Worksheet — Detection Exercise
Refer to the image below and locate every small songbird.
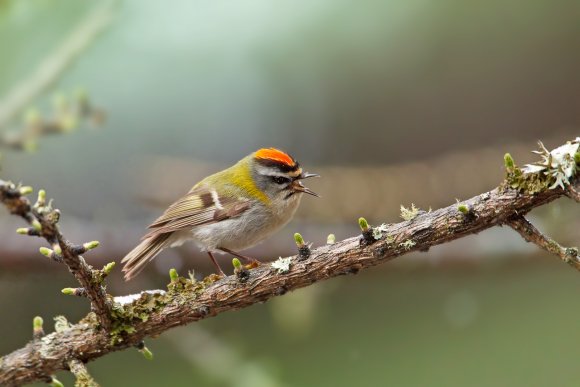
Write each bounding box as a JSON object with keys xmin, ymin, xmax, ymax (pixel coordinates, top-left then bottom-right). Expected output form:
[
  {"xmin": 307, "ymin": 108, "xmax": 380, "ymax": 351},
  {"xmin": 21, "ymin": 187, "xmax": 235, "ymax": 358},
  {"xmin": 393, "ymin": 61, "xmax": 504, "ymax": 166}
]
[{"xmin": 121, "ymin": 148, "xmax": 319, "ymax": 280}]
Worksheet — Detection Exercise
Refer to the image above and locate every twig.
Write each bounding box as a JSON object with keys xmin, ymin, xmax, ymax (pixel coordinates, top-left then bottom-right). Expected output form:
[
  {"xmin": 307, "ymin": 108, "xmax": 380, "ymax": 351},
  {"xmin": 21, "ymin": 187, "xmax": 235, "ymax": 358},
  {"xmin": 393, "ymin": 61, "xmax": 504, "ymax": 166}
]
[
  {"xmin": 0, "ymin": 181, "xmax": 112, "ymax": 329},
  {"xmin": 507, "ymin": 215, "xmax": 580, "ymax": 270},
  {"xmin": 565, "ymin": 184, "xmax": 580, "ymax": 203},
  {"xmin": 0, "ymin": 0, "xmax": 116, "ymax": 129},
  {"xmin": 68, "ymin": 359, "xmax": 100, "ymax": 387}
]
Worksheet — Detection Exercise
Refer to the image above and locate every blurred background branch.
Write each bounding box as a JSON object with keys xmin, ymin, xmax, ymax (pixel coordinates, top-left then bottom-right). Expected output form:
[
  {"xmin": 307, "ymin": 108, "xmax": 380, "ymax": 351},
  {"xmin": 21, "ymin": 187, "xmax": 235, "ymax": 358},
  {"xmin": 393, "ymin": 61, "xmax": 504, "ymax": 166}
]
[{"xmin": 0, "ymin": 0, "xmax": 115, "ymax": 129}]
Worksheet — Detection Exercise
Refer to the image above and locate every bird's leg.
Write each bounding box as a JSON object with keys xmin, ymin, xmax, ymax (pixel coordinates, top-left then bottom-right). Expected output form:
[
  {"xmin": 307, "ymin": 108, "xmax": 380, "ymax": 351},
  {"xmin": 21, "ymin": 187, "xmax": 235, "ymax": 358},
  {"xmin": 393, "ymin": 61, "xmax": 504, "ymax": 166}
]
[
  {"xmin": 207, "ymin": 251, "xmax": 226, "ymax": 277},
  {"xmin": 218, "ymin": 247, "xmax": 261, "ymax": 267}
]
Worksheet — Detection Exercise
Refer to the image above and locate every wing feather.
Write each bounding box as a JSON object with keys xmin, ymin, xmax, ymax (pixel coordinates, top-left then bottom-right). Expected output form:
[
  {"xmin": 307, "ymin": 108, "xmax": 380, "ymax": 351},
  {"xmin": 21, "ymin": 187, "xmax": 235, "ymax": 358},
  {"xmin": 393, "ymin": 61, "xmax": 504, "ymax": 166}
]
[{"xmin": 143, "ymin": 186, "xmax": 250, "ymax": 239}]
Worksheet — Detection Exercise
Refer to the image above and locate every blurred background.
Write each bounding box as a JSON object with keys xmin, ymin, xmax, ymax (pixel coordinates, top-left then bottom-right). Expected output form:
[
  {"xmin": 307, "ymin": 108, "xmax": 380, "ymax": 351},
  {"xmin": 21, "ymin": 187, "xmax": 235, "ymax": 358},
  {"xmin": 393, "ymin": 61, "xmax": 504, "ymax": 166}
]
[{"xmin": 1, "ymin": 0, "xmax": 580, "ymax": 385}]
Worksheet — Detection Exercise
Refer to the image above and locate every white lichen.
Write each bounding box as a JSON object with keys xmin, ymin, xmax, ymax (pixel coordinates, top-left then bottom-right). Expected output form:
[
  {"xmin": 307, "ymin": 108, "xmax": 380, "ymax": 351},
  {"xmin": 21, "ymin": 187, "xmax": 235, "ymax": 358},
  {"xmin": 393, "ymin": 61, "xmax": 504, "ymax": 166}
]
[
  {"xmin": 53, "ymin": 315, "xmax": 71, "ymax": 333},
  {"xmin": 523, "ymin": 138, "xmax": 580, "ymax": 190},
  {"xmin": 372, "ymin": 223, "xmax": 389, "ymax": 239},
  {"xmin": 271, "ymin": 257, "xmax": 292, "ymax": 274},
  {"xmin": 114, "ymin": 290, "xmax": 166, "ymax": 305},
  {"xmin": 400, "ymin": 240, "xmax": 416, "ymax": 251},
  {"xmin": 400, "ymin": 204, "xmax": 419, "ymax": 221}
]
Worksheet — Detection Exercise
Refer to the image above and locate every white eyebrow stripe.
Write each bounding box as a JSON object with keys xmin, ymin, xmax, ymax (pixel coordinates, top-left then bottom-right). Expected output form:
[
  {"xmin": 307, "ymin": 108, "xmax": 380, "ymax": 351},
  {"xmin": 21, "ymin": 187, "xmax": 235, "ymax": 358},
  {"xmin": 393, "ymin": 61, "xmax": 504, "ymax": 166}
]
[
  {"xmin": 255, "ymin": 165, "xmax": 289, "ymax": 177},
  {"xmin": 211, "ymin": 189, "xmax": 224, "ymax": 209}
]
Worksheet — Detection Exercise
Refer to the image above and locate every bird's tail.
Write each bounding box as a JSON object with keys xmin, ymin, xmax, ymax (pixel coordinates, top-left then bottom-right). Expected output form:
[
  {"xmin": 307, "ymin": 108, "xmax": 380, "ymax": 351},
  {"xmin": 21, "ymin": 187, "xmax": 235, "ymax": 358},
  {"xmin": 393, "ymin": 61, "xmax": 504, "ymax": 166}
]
[{"xmin": 121, "ymin": 233, "xmax": 172, "ymax": 281}]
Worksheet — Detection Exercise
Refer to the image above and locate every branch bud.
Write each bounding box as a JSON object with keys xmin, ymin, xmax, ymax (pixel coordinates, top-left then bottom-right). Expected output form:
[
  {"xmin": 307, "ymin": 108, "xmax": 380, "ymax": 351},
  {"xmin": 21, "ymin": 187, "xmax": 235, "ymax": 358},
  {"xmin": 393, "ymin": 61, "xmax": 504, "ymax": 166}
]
[
  {"xmin": 52, "ymin": 243, "xmax": 62, "ymax": 255},
  {"xmin": 61, "ymin": 288, "xmax": 75, "ymax": 296},
  {"xmin": 61, "ymin": 287, "xmax": 87, "ymax": 297},
  {"xmin": 103, "ymin": 261, "xmax": 116, "ymax": 276},
  {"xmin": 16, "ymin": 227, "xmax": 29, "ymax": 235},
  {"xmin": 39, "ymin": 247, "xmax": 53, "ymax": 258},
  {"xmin": 169, "ymin": 268, "xmax": 178, "ymax": 283},
  {"xmin": 575, "ymin": 152, "xmax": 580, "ymax": 165},
  {"xmin": 293, "ymin": 233, "xmax": 311, "ymax": 261},
  {"xmin": 294, "ymin": 232, "xmax": 305, "ymax": 247},
  {"xmin": 31, "ymin": 219, "xmax": 42, "ymax": 231},
  {"xmin": 19, "ymin": 186, "xmax": 33, "ymax": 196},
  {"xmin": 83, "ymin": 240, "xmax": 100, "ymax": 251},
  {"xmin": 232, "ymin": 258, "xmax": 249, "ymax": 281},
  {"xmin": 504, "ymin": 153, "xmax": 515, "ymax": 171},
  {"xmin": 33, "ymin": 316, "xmax": 44, "ymax": 339},
  {"xmin": 36, "ymin": 189, "xmax": 46, "ymax": 207},
  {"xmin": 137, "ymin": 342, "xmax": 153, "ymax": 360},
  {"xmin": 49, "ymin": 377, "xmax": 64, "ymax": 387},
  {"xmin": 358, "ymin": 217, "xmax": 369, "ymax": 232},
  {"xmin": 358, "ymin": 217, "xmax": 375, "ymax": 245},
  {"xmin": 33, "ymin": 316, "xmax": 43, "ymax": 329},
  {"xmin": 327, "ymin": 234, "xmax": 336, "ymax": 244}
]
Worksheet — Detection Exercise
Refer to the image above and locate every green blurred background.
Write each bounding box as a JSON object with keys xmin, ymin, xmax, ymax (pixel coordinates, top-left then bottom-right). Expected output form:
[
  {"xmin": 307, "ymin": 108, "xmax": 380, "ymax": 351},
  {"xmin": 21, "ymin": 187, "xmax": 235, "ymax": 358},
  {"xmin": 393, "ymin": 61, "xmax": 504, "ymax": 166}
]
[{"xmin": 1, "ymin": 0, "xmax": 580, "ymax": 386}]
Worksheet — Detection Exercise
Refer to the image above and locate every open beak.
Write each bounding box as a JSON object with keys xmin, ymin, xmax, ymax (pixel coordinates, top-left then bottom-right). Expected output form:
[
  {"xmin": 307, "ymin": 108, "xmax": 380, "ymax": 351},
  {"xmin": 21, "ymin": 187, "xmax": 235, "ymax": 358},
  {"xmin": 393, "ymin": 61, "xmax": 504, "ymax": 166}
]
[
  {"xmin": 293, "ymin": 172, "xmax": 320, "ymax": 197},
  {"xmin": 299, "ymin": 172, "xmax": 320, "ymax": 180}
]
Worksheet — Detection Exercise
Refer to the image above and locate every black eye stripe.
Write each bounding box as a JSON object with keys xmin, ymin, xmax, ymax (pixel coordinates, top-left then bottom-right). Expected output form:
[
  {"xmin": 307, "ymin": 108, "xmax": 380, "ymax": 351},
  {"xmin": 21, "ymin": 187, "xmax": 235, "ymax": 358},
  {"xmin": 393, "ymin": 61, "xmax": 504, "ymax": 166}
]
[{"xmin": 272, "ymin": 176, "xmax": 291, "ymax": 185}]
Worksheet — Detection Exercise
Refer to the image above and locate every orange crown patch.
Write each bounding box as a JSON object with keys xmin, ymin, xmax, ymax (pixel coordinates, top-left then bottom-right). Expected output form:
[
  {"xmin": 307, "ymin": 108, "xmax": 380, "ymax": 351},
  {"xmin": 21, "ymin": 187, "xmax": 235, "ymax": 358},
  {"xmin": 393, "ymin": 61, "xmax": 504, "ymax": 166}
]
[{"xmin": 255, "ymin": 148, "xmax": 296, "ymax": 167}]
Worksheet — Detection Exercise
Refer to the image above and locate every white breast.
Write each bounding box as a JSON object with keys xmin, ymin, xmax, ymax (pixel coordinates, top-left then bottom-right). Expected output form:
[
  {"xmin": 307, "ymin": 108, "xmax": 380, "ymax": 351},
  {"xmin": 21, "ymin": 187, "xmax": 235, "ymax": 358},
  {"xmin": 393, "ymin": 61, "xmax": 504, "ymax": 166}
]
[{"xmin": 191, "ymin": 194, "xmax": 302, "ymax": 252}]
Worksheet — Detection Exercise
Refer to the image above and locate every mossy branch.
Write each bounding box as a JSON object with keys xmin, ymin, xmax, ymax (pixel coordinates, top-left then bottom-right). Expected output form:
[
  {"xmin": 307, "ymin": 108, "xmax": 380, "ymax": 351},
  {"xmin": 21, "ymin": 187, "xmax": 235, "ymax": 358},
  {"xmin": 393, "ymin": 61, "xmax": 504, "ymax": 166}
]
[{"xmin": 1, "ymin": 138, "xmax": 579, "ymax": 386}]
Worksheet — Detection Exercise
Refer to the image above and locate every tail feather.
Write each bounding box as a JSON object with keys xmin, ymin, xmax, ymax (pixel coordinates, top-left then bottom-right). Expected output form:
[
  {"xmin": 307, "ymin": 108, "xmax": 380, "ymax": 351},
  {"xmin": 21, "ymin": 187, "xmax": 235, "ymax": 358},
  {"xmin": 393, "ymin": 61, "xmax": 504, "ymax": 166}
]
[{"xmin": 121, "ymin": 233, "xmax": 172, "ymax": 281}]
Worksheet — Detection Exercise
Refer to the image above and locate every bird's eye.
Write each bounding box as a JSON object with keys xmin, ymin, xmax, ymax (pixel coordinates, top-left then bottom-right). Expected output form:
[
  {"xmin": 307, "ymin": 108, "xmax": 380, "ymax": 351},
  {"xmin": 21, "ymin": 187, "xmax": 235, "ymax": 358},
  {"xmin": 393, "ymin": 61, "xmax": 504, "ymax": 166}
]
[{"xmin": 272, "ymin": 176, "xmax": 290, "ymax": 185}]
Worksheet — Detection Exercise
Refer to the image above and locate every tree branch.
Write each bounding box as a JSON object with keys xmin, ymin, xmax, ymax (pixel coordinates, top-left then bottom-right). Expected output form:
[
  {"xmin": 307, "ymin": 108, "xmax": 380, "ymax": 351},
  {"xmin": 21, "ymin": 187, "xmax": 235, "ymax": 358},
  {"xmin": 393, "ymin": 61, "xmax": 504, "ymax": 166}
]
[
  {"xmin": 0, "ymin": 0, "xmax": 116, "ymax": 129},
  {"xmin": 68, "ymin": 359, "xmax": 100, "ymax": 387},
  {"xmin": 507, "ymin": 215, "xmax": 580, "ymax": 270},
  {"xmin": 0, "ymin": 139, "xmax": 579, "ymax": 386},
  {"xmin": 565, "ymin": 184, "xmax": 580, "ymax": 203},
  {"xmin": 0, "ymin": 181, "xmax": 113, "ymax": 329}
]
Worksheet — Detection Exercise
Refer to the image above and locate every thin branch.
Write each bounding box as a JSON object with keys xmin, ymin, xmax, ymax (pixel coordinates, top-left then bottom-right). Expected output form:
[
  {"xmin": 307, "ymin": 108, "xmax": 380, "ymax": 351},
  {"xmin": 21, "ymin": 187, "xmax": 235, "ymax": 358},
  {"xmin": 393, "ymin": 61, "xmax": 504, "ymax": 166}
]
[
  {"xmin": 68, "ymin": 359, "xmax": 100, "ymax": 387},
  {"xmin": 1, "ymin": 176, "xmax": 578, "ymax": 385},
  {"xmin": 506, "ymin": 215, "xmax": 580, "ymax": 270},
  {"xmin": 0, "ymin": 0, "xmax": 116, "ymax": 129},
  {"xmin": 566, "ymin": 184, "xmax": 580, "ymax": 203},
  {"xmin": 0, "ymin": 181, "xmax": 112, "ymax": 329}
]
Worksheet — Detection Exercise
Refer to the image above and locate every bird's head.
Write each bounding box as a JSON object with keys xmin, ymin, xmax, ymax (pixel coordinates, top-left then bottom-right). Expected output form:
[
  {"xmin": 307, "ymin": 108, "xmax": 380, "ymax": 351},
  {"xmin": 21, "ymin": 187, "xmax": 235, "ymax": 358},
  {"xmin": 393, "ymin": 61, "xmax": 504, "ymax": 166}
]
[{"xmin": 250, "ymin": 148, "xmax": 319, "ymax": 203}]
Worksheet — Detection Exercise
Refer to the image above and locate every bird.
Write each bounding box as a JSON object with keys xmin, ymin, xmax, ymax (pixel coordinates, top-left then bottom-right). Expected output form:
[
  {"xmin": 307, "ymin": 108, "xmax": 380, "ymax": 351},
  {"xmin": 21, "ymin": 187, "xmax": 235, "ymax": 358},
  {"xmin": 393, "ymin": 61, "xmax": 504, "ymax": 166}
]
[{"xmin": 121, "ymin": 148, "xmax": 319, "ymax": 280}]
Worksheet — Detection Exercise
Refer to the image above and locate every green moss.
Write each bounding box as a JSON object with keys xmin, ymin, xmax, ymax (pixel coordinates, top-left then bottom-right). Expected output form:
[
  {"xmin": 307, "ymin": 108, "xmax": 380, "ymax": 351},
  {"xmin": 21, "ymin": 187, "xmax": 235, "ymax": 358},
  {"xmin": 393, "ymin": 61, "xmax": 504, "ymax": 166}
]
[
  {"xmin": 108, "ymin": 278, "xmax": 211, "ymax": 345},
  {"xmin": 457, "ymin": 204, "xmax": 469, "ymax": 215},
  {"xmin": 503, "ymin": 166, "xmax": 552, "ymax": 194},
  {"xmin": 565, "ymin": 247, "xmax": 578, "ymax": 259},
  {"xmin": 109, "ymin": 292, "xmax": 169, "ymax": 345},
  {"xmin": 546, "ymin": 239, "xmax": 561, "ymax": 254}
]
